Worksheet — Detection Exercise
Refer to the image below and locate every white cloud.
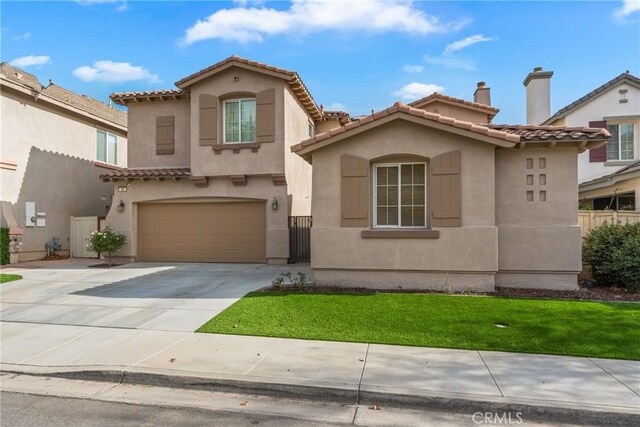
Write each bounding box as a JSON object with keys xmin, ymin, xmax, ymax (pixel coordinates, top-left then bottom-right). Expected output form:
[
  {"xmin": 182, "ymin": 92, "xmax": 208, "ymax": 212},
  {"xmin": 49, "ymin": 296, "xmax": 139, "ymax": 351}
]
[
  {"xmin": 11, "ymin": 32, "xmax": 31, "ymax": 41},
  {"xmin": 325, "ymin": 102, "xmax": 347, "ymax": 111},
  {"xmin": 393, "ymin": 82, "xmax": 445, "ymax": 100},
  {"xmin": 72, "ymin": 61, "xmax": 160, "ymax": 84},
  {"xmin": 614, "ymin": 0, "xmax": 640, "ymax": 19},
  {"xmin": 10, "ymin": 55, "xmax": 51, "ymax": 68},
  {"xmin": 183, "ymin": 0, "xmax": 467, "ymax": 44},
  {"xmin": 423, "ymin": 54, "xmax": 476, "ymax": 71},
  {"xmin": 403, "ymin": 64, "xmax": 424, "ymax": 73},
  {"xmin": 443, "ymin": 34, "xmax": 493, "ymax": 55}
]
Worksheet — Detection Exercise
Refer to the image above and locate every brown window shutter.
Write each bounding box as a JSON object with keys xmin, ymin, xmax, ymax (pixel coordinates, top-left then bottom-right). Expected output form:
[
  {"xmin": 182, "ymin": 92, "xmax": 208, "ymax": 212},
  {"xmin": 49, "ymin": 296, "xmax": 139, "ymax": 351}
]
[
  {"xmin": 430, "ymin": 151, "xmax": 461, "ymax": 227},
  {"xmin": 588, "ymin": 120, "xmax": 607, "ymax": 162},
  {"xmin": 256, "ymin": 89, "xmax": 275, "ymax": 143},
  {"xmin": 341, "ymin": 154, "xmax": 369, "ymax": 227},
  {"xmin": 199, "ymin": 94, "xmax": 217, "ymax": 146},
  {"xmin": 155, "ymin": 116, "xmax": 174, "ymax": 155}
]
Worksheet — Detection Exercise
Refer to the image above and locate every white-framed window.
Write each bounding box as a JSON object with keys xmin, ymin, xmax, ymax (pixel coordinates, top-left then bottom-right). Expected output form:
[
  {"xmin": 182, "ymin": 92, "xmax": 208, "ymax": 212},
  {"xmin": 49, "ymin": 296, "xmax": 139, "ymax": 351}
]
[
  {"xmin": 224, "ymin": 98, "xmax": 256, "ymax": 143},
  {"xmin": 606, "ymin": 123, "xmax": 634, "ymax": 161},
  {"xmin": 308, "ymin": 122, "xmax": 314, "ymax": 138},
  {"xmin": 96, "ymin": 130, "xmax": 117, "ymax": 165},
  {"xmin": 373, "ymin": 162, "xmax": 426, "ymax": 228}
]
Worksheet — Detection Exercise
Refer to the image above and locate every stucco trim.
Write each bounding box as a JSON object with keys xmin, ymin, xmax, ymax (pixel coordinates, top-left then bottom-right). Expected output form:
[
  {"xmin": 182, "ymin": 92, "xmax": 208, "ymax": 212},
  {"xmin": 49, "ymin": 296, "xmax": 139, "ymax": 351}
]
[
  {"xmin": 271, "ymin": 174, "xmax": 287, "ymax": 185},
  {"xmin": 361, "ymin": 229, "xmax": 440, "ymax": 238},
  {"xmin": 213, "ymin": 143, "xmax": 260, "ymax": 154},
  {"xmin": 230, "ymin": 175, "xmax": 248, "ymax": 186}
]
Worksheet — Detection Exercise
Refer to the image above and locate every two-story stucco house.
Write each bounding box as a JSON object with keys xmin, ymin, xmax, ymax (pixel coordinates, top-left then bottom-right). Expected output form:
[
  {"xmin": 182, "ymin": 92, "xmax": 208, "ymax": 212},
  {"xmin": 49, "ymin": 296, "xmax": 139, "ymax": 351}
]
[
  {"xmin": 539, "ymin": 71, "xmax": 640, "ymax": 211},
  {"xmin": 0, "ymin": 63, "xmax": 128, "ymax": 262},
  {"xmin": 102, "ymin": 56, "xmax": 346, "ymax": 264},
  {"xmin": 104, "ymin": 58, "xmax": 609, "ymax": 291}
]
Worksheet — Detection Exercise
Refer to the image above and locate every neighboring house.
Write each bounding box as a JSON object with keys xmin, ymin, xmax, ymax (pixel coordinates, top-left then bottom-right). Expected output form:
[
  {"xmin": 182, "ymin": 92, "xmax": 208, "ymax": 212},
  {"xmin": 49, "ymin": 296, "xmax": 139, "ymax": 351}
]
[
  {"xmin": 541, "ymin": 71, "xmax": 640, "ymax": 211},
  {"xmin": 101, "ymin": 56, "xmax": 347, "ymax": 264},
  {"xmin": 292, "ymin": 70, "xmax": 609, "ymax": 291},
  {"xmin": 0, "ymin": 63, "xmax": 128, "ymax": 262}
]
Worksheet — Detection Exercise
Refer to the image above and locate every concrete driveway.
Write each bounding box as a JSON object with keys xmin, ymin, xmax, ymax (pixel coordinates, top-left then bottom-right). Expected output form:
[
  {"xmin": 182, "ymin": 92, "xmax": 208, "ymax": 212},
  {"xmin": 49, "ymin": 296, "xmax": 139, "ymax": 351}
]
[{"xmin": 1, "ymin": 260, "xmax": 311, "ymax": 332}]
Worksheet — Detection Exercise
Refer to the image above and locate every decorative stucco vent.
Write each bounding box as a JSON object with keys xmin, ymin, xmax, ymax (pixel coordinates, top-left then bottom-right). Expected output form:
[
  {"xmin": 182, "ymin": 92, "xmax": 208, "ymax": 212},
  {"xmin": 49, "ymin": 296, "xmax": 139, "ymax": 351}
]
[{"xmin": 525, "ymin": 157, "xmax": 548, "ymax": 202}]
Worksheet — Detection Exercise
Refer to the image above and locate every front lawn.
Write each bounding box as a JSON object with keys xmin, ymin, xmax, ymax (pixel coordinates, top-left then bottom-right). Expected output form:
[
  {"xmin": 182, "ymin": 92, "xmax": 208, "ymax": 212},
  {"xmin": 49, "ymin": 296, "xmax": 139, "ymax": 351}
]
[
  {"xmin": 0, "ymin": 273, "xmax": 22, "ymax": 284},
  {"xmin": 198, "ymin": 292, "xmax": 640, "ymax": 360}
]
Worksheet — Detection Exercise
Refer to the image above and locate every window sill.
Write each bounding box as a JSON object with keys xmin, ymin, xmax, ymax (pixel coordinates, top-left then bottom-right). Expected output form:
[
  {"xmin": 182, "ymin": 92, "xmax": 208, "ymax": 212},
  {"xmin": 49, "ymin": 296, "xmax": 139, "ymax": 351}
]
[
  {"xmin": 213, "ymin": 143, "xmax": 260, "ymax": 154},
  {"xmin": 604, "ymin": 160, "xmax": 636, "ymax": 167},
  {"xmin": 361, "ymin": 229, "xmax": 440, "ymax": 239}
]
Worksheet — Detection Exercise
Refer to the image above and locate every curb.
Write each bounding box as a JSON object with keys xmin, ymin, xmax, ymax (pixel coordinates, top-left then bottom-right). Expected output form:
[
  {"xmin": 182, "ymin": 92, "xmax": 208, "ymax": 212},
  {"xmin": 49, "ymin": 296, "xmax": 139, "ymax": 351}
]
[{"xmin": 2, "ymin": 365, "xmax": 639, "ymax": 426}]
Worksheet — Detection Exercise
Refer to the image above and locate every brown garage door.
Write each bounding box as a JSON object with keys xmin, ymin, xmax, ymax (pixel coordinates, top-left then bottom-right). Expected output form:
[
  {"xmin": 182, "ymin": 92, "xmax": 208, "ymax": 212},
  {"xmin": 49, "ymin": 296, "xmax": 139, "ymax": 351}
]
[{"xmin": 138, "ymin": 202, "xmax": 266, "ymax": 263}]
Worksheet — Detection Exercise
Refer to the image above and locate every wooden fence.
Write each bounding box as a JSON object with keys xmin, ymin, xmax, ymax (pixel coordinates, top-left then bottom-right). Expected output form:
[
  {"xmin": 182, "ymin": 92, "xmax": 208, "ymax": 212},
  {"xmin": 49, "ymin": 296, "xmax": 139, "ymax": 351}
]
[{"xmin": 578, "ymin": 210, "xmax": 640, "ymax": 237}]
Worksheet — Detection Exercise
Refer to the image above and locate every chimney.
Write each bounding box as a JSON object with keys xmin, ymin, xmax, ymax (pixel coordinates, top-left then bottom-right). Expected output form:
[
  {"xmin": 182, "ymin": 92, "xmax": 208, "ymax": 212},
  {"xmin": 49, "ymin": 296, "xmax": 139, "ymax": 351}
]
[
  {"xmin": 473, "ymin": 81, "xmax": 491, "ymax": 106},
  {"xmin": 523, "ymin": 66, "xmax": 553, "ymax": 125}
]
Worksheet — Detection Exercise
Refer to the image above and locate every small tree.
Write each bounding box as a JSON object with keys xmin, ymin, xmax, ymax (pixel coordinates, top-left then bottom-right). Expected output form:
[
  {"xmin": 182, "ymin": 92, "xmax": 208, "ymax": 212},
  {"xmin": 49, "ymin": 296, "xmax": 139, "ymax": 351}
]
[{"xmin": 87, "ymin": 227, "xmax": 126, "ymax": 267}]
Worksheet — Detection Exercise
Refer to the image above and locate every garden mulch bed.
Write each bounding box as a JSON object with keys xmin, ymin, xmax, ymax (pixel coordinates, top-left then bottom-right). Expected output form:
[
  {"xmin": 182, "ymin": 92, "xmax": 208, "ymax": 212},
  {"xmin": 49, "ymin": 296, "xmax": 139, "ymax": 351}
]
[
  {"xmin": 261, "ymin": 283, "xmax": 640, "ymax": 302},
  {"xmin": 87, "ymin": 263, "xmax": 122, "ymax": 269},
  {"xmin": 41, "ymin": 254, "xmax": 69, "ymax": 261}
]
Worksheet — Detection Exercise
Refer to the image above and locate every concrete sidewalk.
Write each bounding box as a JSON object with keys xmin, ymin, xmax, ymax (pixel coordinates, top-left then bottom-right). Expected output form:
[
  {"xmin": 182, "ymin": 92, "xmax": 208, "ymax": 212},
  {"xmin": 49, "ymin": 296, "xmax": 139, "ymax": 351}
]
[{"xmin": 1, "ymin": 321, "xmax": 638, "ymax": 424}]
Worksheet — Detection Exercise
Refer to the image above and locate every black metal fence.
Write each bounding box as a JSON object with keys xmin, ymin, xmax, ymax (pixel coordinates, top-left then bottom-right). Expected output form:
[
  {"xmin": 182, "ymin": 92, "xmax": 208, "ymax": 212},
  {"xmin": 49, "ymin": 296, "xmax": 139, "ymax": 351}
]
[{"xmin": 289, "ymin": 216, "xmax": 312, "ymax": 263}]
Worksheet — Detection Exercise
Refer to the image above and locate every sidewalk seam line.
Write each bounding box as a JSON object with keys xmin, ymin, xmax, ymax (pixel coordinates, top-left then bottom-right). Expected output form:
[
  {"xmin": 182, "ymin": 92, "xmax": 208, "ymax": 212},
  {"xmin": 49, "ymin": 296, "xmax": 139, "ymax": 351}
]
[
  {"xmin": 477, "ymin": 351, "xmax": 504, "ymax": 397},
  {"xmin": 17, "ymin": 328, "xmax": 97, "ymax": 365},
  {"xmin": 128, "ymin": 333, "xmax": 193, "ymax": 368},
  {"xmin": 588, "ymin": 357, "xmax": 640, "ymax": 398},
  {"xmin": 242, "ymin": 339, "xmax": 283, "ymax": 376},
  {"xmin": 353, "ymin": 343, "xmax": 370, "ymax": 424}
]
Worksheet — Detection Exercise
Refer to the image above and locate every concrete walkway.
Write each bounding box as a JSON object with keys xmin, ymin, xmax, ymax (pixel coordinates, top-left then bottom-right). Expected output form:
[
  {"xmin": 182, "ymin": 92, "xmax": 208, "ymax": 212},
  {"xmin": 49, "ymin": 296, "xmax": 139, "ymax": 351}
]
[
  {"xmin": 1, "ymin": 261, "xmax": 310, "ymax": 332},
  {"xmin": 1, "ymin": 321, "xmax": 639, "ymax": 422}
]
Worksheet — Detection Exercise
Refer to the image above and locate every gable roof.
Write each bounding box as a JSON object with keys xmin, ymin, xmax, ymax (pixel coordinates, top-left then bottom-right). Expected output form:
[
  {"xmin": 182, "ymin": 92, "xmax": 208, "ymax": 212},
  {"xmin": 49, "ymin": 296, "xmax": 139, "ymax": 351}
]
[
  {"xmin": 1, "ymin": 62, "xmax": 127, "ymax": 129},
  {"xmin": 408, "ymin": 92, "xmax": 500, "ymax": 118},
  {"xmin": 292, "ymin": 102, "xmax": 610, "ymax": 162},
  {"xmin": 111, "ymin": 89, "xmax": 188, "ymax": 104},
  {"xmin": 174, "ymin": 55, "xmax": 322, "ymax": 121},
  {"xmin": 543, "ymin": 72, "xmax": 640, "ymax": 125},
  {"xmin": 579, "ymin": 160, "xmax": 640, "ymax": 189}
]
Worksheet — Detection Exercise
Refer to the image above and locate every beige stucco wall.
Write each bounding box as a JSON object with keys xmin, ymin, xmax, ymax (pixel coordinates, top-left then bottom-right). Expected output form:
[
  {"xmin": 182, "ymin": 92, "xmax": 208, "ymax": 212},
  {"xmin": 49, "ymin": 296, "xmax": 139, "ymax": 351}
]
[
  {"xmin": 495, "ymin": 147, "xmax": 582, "ymax": 288},
  {"xmin": 283, "ymin": 86, "xmax": 312, "ymax": 216},
  {"xmin": 104, "ymin": 176, "xmax": 289, "ymax": 264},
  {"xmin": 189, "ymin": 67, "xmax": 286, "ymax": 178},
  {"xmin": 553, "ymin": 82, "xmax": 640, "ymax": 183},
  {"xmin": 127, "ymin": 99, "xmax": 190, "ymax": 168},
  {"xmin": 413, "ymin": 101, "xmax": 490, "ymax": 124},
  {"xmin": 310, "ymin": 119, "xmax": 499, "ymax": 290},
  {"xmin": 1, "ymin": 87, "xmax": 127, "ymax": 260}
]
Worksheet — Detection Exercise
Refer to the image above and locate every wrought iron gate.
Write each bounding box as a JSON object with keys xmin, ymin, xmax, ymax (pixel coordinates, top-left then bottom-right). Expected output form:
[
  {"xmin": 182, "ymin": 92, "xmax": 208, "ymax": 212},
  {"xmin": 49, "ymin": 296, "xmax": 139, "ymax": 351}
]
[{"xmin": 288, "ymin": 216, "xmax": 311, "ymax": 263}]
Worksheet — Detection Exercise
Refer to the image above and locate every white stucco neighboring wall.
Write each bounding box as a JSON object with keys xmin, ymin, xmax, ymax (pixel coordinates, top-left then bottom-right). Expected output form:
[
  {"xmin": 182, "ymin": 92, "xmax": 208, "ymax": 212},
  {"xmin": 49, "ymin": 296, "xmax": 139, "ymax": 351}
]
[
  {"xmin": 556, "ymin": 81, "xmax": 640, "ymax": 183},
  {"xmin": 0, "ymin": 86, "xmax": 128, "ymax": 260}
]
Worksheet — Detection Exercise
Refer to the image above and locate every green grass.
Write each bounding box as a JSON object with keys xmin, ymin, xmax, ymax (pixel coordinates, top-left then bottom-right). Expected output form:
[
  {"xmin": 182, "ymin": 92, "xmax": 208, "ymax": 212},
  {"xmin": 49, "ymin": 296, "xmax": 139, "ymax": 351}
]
[
  {"xmin": 198, "ymin": 292, "xmax": 640, "ymax": 360},
  {"xmin": 0, "ymin": 273, "xmax": 22, "ymax": 284}
]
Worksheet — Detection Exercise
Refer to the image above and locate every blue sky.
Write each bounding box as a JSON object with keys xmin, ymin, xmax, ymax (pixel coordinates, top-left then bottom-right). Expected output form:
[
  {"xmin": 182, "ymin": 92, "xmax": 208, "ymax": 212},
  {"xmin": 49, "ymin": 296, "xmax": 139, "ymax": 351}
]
[{"xmin": 2, "ymin": 0, "xmax": 639, "ymax": 123}]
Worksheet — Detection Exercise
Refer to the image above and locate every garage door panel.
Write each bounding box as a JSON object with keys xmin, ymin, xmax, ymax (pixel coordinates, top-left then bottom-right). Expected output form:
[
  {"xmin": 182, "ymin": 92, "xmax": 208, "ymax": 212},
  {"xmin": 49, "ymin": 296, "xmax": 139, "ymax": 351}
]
[{"xmin": 138, "ymin": 202, "xmax": 266, "ymax": 263}]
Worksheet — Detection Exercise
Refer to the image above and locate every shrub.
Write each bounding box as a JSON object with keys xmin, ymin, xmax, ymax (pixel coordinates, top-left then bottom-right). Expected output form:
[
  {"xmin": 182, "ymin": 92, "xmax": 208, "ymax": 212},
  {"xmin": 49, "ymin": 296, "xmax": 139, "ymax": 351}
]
[
  {"xmin": 87, "ymin": 227, "xmax": 126, "ymax": 266},
  {"xmin": 0, "ymin": 227, "xmax": 9, "ymax": 266},
  {"xmin": 583, "ymin": 222, "xmax": 640, "ymax": 292}
]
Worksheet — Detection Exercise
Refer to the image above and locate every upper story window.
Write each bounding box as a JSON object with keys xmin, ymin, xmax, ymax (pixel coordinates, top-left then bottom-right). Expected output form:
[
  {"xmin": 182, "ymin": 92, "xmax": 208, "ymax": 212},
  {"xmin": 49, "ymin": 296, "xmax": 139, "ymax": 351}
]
[
  {"xmin": 607, "ymin": 123, "xmax": 634, "ymax": 161},
  {"xmin": 308, "ymin": 122, "xmax": 314, "ymax": 138},
  {"xmin": 97, "ymin": 130, "xmax": 117, "ymax": 165},
  {"xmin": 224, "ymin": 98, "xmax": 256, "ymax": 143},
  {"xmin": 373, "ymin": 162, "xmax": 426, "ymax": 228}
]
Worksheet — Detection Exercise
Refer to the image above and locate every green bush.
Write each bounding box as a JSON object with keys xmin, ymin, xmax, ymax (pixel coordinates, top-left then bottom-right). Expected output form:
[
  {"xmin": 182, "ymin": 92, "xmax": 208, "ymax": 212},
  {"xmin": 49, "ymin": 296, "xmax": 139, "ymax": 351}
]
[
  {"xmin": 87, "ymin": 227, "xmax": 126, "ymax": 266},
  {"xmin": 0, "ymin": 227, "xmax": 9, "ymax": 265},
  {"xmin": 583, "ymin": 222, "xmax": 640, "ymax": 291}
]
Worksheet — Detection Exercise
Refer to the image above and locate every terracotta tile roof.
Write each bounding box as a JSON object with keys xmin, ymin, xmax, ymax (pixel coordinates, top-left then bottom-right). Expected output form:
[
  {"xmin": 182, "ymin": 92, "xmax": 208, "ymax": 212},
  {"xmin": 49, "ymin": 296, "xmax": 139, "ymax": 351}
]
[
  {"xmin": 100, "ymin": 167, "xmax": 191, "ymax": 181},
  {"xmin": 409, "ymin": 92, "xmax": 500, "ymax": 116},
  {"xmin": 174, "ymin": 55, "xmax": 322, "ymax": 121},
  {"xmin": 543, "ymin": 72, "xmax": 640, "ymax": 125},
  {"xmin": 292, "ymin": 103, "xmax": 520, "ymax": 155},
  {"xmin": 111, "ymin": 89, "xmax": 188, "ymax": 104},
  {"xmin": 485, "ymin": 124, "xmax": 611, "ymax": 142},
  {"xmin": 579, "ymin": 160, "xmax": 640, "ymax": 187},
  {"xmin": 1, "ymin": 62, "xmax": 127, "ymax": 128}
]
